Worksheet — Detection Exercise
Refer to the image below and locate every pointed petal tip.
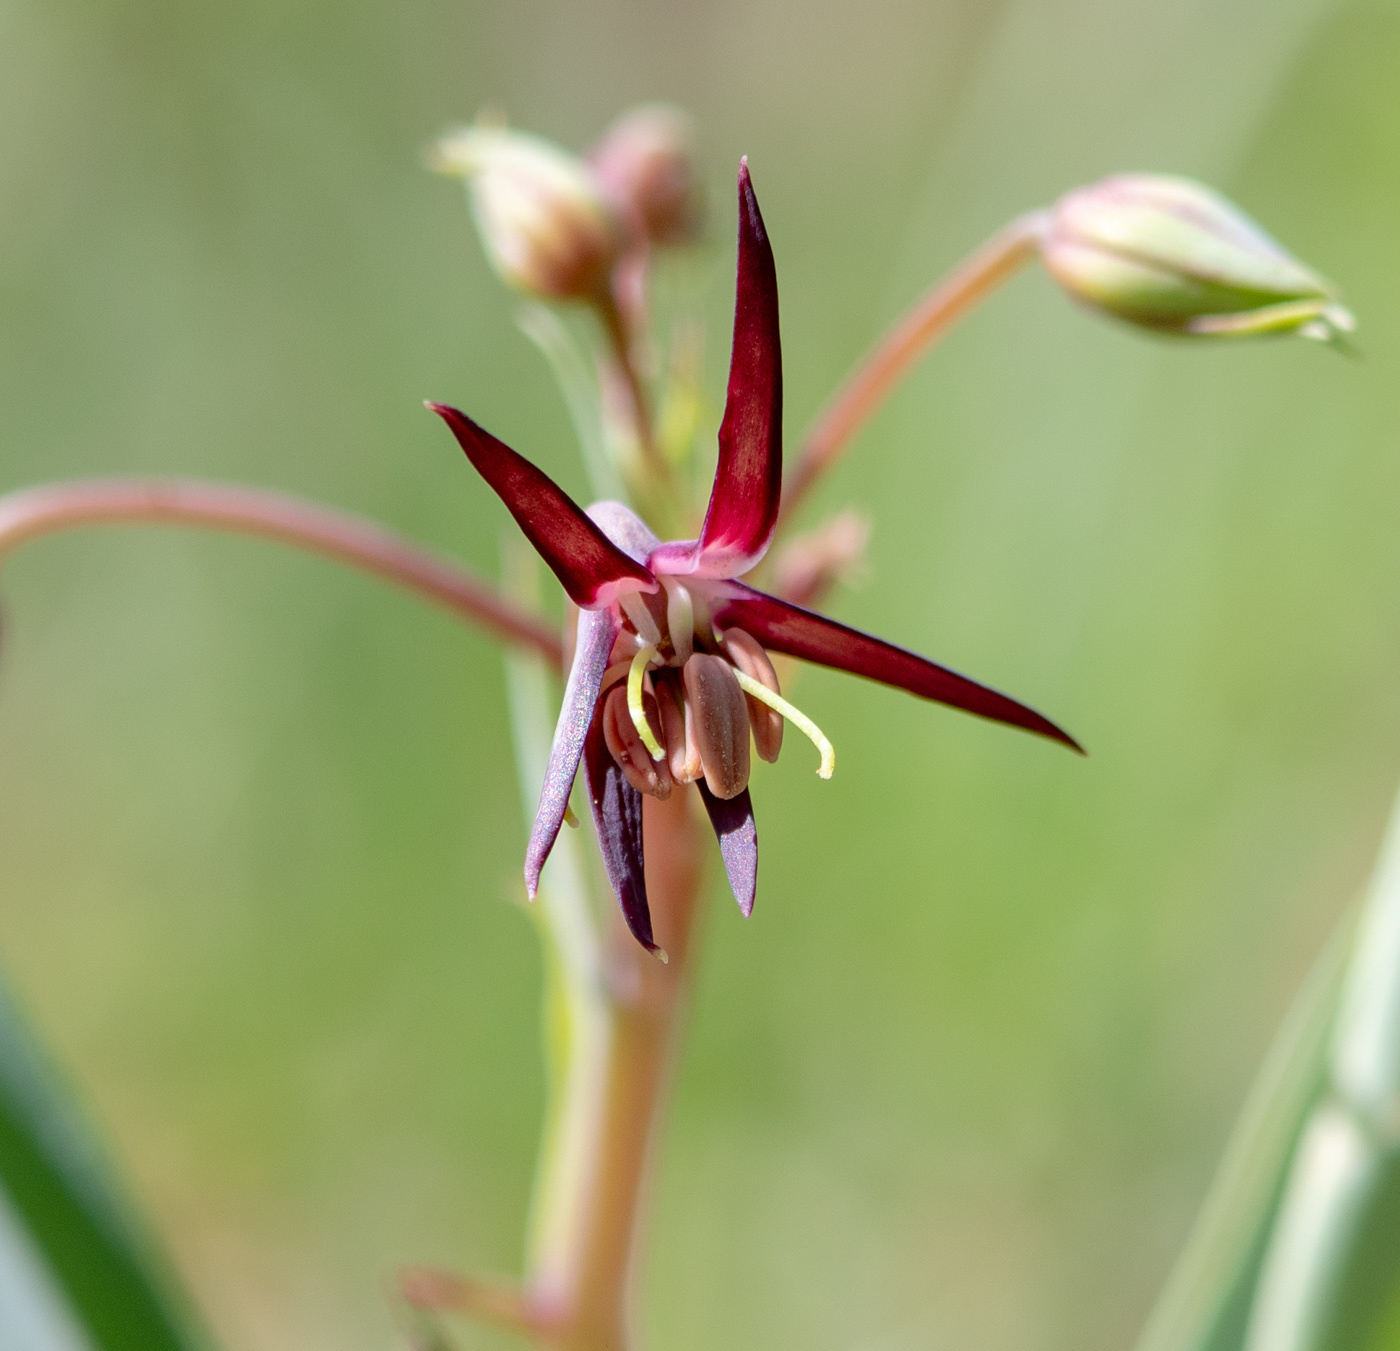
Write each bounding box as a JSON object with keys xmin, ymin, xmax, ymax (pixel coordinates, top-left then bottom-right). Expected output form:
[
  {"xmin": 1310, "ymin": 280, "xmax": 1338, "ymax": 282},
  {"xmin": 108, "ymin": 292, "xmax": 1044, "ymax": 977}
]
[
  {"xmin": 697, "ymin": 781, "xmax": 758, "ymax": 918},
  {"xmin": 653, "ymin": 946, "xmax": 669, "ymax": 964},
  {"xmin": 737, "ymin": 158, "xmax": 756, "ymax": 209},
  {"xmin": 989, "ymin": 706, "xmax": 1085, "ymax": 755},
  {"xmin": 1041, "ymin": 721, "xmax": 1087, "ymax": 756}
]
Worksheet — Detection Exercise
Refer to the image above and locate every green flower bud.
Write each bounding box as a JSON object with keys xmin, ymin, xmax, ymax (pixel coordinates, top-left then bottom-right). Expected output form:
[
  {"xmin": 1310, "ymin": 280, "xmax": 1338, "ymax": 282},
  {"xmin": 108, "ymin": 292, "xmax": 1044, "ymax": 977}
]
[
  {"xmin": 434, "ymin": 124, "xmax": 622, "ymax": 303},
  {"xmin": 588, "ymin": 104, "xmax": 704, "ymax": 247},
  {"xmin": 1040, "ymin": 174, "xmax": 1354, "ymax": 343}
]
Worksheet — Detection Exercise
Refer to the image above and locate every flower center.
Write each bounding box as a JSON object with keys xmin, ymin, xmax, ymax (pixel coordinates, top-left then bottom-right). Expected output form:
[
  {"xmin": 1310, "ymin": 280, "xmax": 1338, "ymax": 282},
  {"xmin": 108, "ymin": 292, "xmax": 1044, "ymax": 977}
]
[{"xmin": 600, "ymin": 585, "xmax": 834, "ymax": 801}]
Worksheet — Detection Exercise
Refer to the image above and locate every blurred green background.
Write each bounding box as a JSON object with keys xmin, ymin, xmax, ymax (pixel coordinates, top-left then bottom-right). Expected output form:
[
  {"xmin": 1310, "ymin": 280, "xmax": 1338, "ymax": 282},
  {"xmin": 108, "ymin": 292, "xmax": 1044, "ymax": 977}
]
[{"xmin": 1, "ymin": 0, "xmax": 1398, "ymax": 1348}]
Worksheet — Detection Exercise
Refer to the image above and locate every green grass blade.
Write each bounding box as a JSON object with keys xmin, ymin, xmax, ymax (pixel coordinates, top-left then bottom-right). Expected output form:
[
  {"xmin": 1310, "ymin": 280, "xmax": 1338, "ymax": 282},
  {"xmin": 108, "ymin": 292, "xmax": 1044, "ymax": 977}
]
[
  {"xmin": 1239, "ymin": 791, "xmax": 1400, "ymax": 1351},
  {"xmin": 1134, "ymin": 915, "xmax": 1353, "ymax": 1351},
  {"xmin": 0, "ymin": 1183, "xmax": 97, "ymax": 1351},
  {"xmin": 0, "ymin": 968, "xmax": 210, "ymax": 1351}
]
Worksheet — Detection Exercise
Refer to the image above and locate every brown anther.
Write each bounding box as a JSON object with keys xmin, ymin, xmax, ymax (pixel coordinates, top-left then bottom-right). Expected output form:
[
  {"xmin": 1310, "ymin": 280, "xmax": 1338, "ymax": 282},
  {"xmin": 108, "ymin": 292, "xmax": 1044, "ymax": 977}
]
[
  {"xmin": 602, "ymin": 685, "xmax": 672, "ymax": 799},
  {"xmin": 655, "ymin": 672, "xmax": 703, "ymax": 783},
  {"xmin": 718, "ymin": 627, "xmax": 783, "ymax": 763},
  {"xmin": 681, "ymin": 653, "xmax": 750, "ymax": 800}
]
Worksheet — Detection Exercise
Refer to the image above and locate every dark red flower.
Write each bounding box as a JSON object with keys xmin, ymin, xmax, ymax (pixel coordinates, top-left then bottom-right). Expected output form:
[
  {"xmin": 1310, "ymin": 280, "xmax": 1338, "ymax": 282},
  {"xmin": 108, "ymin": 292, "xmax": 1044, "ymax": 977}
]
[{"xmin": 430, "ymin": 162, "xmax": 1080, "ymax": 951}]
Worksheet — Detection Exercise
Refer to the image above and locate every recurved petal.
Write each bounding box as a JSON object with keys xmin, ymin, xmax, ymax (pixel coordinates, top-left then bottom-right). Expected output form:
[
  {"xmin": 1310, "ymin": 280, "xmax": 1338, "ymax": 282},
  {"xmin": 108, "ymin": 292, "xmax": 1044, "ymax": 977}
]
[
  {"xmin": 648, "ymin": 160, "xmax": 781, "ymax": 580},
  {"xmin": 429, "ymin": 403, "xmax": 657, "ymax": 608},
  {"xmin": 697, "ymin": 781, "xmax": 758, "ymax": 918},
  {"xmin": 583, "ymin": 707, "xmax": 657, "ymax": 952},
  {"xmin": 712, "ymin": 583, "xmax": 1083, "ymax": 753},
  {"xmin": 526, "ymin": 606, "xmax": 617, "ymax": 896}
]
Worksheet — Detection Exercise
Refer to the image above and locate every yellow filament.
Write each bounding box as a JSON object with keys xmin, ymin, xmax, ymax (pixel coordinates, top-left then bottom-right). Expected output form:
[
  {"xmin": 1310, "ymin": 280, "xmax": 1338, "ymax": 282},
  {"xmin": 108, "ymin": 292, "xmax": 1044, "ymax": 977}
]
[
  {"xmin": 730, "ymin": 669, "xmax": 835, "ymax": 779},
  {"xmin": 627, "ymin": 645, "xmax": 666, "ymax": 761}
]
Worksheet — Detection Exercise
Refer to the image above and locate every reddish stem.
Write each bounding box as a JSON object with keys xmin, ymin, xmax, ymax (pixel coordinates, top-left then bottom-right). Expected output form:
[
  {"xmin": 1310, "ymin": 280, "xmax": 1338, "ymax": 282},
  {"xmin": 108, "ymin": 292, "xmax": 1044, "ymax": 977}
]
[
  {"xmin": 596, "ymin": 289, "xmax": 675, "ymax": 501},
  {"xmin": 400, "ymin": 1267, "xmax": 557, "ymax": 1340},
  {"xmin": 531, "ymin": 788, "xmax": 708, "ymax": 1351},
  {"xmin": 780, "ymin": 211, "xmax": 1048, "ymax": 523},
  {"xmin": 0, "ymin": 478, "xmax": 562, "ymax": 666}
]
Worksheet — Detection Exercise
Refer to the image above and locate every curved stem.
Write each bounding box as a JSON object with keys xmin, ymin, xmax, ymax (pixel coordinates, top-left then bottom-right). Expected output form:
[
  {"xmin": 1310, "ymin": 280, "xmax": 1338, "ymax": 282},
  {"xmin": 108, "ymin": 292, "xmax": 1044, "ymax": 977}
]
[
  {"xmin": 547, "ymin": 788, "xmax": 706, "ymax": 1350},
  {"xmin": 780, "ymin": 210, "xmax": 1049, "ymax": 524},
  {"xmin": 597, "ymin": 292, "xmax": 675, "ymax": 503},
  {"xmin": 400, "ymin": 1268, "xmax": 550, "ymax": 1340},
  {"xmin": 0, "ymin": 478, "xmax": 562, "ymax": 666}
]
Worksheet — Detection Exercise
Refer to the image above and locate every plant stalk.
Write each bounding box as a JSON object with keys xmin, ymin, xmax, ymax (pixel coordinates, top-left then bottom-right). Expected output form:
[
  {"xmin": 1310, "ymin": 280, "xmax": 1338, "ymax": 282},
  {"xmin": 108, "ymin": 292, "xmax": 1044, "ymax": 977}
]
[
  {"xmin": 537, "ymin": 788, "xmax": 707, "ymax": 1350},
  {"xmin": 596, "ymin": 293, "xmax": 677, "ymax": 510},
  {"xmin": 0, "ymin": 478, "xmax": 561, "ymax": 665}
]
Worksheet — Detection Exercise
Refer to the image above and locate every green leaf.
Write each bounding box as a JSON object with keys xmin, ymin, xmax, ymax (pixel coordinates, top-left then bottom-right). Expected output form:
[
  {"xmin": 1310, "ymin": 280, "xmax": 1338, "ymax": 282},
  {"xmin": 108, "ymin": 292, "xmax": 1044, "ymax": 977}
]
[
  {"xmin": 0, "ymin": 967, "xmax": 211, "ymax": 1351},
  {"xmin": 1239, "ymin": 794, "xmax": 1400, "ymax": 1351},
  {"xmin": 1145, "ymin": 791, "xmax": 1400, "ymax": 1351},
  {"xmin": 1134, "ymin": 914, "xmax": 1353, "ymax": 1351}
]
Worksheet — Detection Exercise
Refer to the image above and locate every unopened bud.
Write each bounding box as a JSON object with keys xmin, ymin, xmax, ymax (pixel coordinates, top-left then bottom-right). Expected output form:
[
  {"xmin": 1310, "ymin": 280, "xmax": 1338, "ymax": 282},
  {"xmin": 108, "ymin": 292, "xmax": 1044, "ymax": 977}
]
[
  {"xmin": 434, "ymin": 125, "xmax": 621, "ymax": 302},
  {"xmin": 1040, "ymin": 174, "xmax": 1354, "ymax": 343},
  {"xmin": 588, "ymin": 105, "xmax": 704, "ymax": 247}
]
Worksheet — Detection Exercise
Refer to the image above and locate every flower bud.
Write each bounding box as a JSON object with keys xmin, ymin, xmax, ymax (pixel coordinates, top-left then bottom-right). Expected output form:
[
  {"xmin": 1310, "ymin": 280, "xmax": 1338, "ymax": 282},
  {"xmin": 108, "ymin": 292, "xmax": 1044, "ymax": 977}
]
[
  {"xmin": 588, "ymin": 104, "xmax": 704, "ymax": 247},
  {"xmin": 434, "ymin": 124, "xmax": 622, "ymax": 302},
  {"xmin": 1040, "ymin": 174, "xmax": 1354, "ymax": 342}
]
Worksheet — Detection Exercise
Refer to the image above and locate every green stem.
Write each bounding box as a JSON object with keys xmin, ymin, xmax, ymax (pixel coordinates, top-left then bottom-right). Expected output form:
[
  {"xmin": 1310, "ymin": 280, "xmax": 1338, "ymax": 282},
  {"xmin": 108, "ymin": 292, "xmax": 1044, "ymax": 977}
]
[{"xmin": 500, "ymin": 556, "xmax": 708, "ymax": 1351}]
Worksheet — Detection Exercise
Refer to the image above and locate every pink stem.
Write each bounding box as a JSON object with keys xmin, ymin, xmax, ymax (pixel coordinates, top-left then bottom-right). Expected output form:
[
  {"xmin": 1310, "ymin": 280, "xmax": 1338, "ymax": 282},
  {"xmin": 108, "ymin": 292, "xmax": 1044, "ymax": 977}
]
[
  {"xmin": 780, "ymin": 210, "xmax": 1048, "ymax": 523},
  {"xmin": 0, "ymin": 478, "xmax": 562, "ymax": 667},
  {"xmin": 596, "ymin": 288, "xmax": 675, "ymax": 502}
]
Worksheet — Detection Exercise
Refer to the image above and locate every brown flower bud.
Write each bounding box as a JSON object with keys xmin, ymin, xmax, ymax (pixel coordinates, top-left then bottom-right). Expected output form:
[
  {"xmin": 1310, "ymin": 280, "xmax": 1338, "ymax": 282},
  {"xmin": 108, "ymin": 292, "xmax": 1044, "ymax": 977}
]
[
  {"xmin": 434, "ymin": 125, "xmax": 622, "ymax": 302},
  {"xmin": 588, "ymin": 105, "xmax": 704, "ymax": 247}
]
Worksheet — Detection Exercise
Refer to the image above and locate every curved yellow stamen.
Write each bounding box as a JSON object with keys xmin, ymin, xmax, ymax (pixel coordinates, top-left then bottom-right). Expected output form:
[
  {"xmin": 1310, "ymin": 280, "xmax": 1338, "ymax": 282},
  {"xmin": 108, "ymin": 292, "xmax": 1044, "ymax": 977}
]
[
  {"xmin": 627, "ymin": 645, "xmax": 666, "ymax": 761},
  {"xmin": 730, "ymin": 669, "xmax": 835, "ymax": 779}
]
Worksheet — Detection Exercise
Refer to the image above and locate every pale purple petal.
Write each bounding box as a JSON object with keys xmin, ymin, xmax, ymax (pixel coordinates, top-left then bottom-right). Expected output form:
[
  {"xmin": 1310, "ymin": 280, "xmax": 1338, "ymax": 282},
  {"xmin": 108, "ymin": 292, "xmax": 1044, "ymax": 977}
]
[
  {"xmin": 586, "ymin": 500, "xmax": 662, "ymax": 564},
  {"xmin": 712, "ymin": 582, "xmax": 1083, "ymax": 752},
  {"xmin": 697, "ymin": 782, "xmax": 758, "ymax": 917},
  {"xmin": 583, "ymin": 712, "xmax": 656, "ymax": 951},
  {"xmin": 525, "ymin": 606, "xmax": 618, "ymax": 897}
]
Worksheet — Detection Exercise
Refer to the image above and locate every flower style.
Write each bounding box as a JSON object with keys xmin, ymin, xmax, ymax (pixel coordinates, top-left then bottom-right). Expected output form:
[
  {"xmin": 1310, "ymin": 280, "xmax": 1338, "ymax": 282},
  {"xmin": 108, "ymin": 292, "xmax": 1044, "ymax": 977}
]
[{"xmin": 430, "ymin": 161, "xmax": 1081, "ymax": 953}]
